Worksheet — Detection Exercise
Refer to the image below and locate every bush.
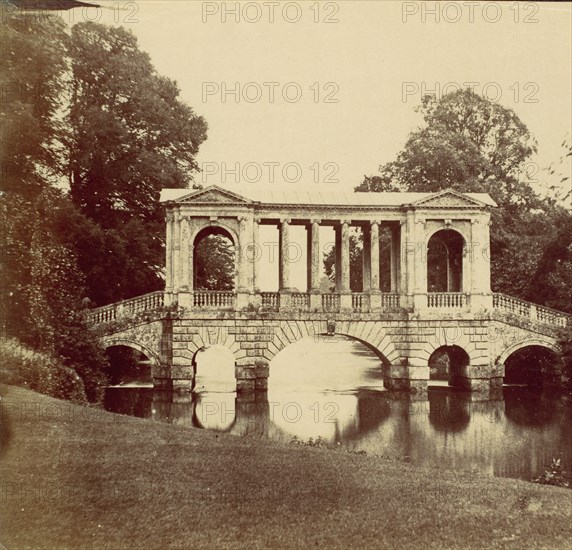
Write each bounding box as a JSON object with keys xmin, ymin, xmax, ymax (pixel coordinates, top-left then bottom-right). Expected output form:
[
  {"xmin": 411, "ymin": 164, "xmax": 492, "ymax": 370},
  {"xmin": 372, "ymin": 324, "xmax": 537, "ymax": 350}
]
[
  {"xmin": 0, "ymin": 338, "xmax": 87, "ymax": 404},
  {"xmin": 533, "ymin": 458, "xmax": 570, "ymax": 489}
]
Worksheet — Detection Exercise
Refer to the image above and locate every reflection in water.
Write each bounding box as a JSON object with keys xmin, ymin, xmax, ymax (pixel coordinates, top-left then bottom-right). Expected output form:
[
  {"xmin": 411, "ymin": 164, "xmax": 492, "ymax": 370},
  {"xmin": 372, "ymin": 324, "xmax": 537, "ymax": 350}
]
[{"xmin": 104, "ymin": 337, "xmax": 572, "ymax": 483}]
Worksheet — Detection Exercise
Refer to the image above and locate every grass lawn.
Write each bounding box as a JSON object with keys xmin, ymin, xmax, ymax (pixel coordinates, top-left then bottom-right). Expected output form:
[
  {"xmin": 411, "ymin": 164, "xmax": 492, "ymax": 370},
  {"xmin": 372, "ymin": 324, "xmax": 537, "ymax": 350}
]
[{"xmin": 1, "ymin": 384, "xmax": 571, "ymax": 549}]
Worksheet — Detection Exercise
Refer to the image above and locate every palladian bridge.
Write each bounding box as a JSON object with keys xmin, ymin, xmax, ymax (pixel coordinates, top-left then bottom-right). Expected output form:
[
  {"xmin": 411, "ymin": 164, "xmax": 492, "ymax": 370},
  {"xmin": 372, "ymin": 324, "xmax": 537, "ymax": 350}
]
[{"xmin": 89, "ymin": 186, "xmax": 570, "ymax": 394}]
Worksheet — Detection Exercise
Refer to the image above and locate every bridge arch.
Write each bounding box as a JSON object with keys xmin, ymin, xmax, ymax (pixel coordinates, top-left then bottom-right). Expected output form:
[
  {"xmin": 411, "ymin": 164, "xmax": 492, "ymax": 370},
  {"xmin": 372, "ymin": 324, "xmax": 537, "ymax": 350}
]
[
  {"xmin": 101, "ymin": 337, "xmax": 161, "ymax": 367},
  {"xmin": 416, "ymin": 333, "xmax": 481, "ymax": 367},
  {"xmin": 262, "ymin": 320, "xmax": 399, "ymax": 366},
  {"xmin": 496, "ymin": 338, "xmax": 560, "ymax": 366}
]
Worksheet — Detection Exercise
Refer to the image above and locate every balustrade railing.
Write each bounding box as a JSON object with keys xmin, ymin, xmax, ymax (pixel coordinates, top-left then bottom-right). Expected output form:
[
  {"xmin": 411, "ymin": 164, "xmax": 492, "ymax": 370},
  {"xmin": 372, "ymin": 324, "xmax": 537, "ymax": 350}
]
[
  {"xmin": 89, "ymin": 288, "xmax": 568, "ymax": 330},
  {"xmin": 427, "ymin": 292, "xmax": 467, "ymax": 308},
  {"xmin": 291, "ymin": 293, "xmax": 310, "ymax": 309},
  {"xmin": 89, "ymin": 291, "xmax": 164, "ymax": 324},
  {"xmin": 492, "ymin": 293, "xmax": 530, "ymax": 317},
  {"xmin": 194, "ymin": 291, "xmax": 235, "ymax": 308},
  {"xmin": 381, "ymin": 293, "xmax": 400, "ymax": 308},
  {"xmin": 352, "ymin": 293, "xmax": 367, "ymax": 312},
  {"xmin": 493, "ymin": 293, "xmax": 569, "ymax": 327},
  {"xmin": 322, "ymin": 293, "xmax": 340, "ymax": 312},
  {"xmin": 260, "ymin": 292, "xmax": 279, "ymax": 310}
]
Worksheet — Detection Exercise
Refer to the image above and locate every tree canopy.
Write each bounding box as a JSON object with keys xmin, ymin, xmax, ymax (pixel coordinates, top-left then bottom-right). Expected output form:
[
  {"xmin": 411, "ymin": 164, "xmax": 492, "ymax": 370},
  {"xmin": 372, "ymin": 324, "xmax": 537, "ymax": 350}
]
[{"xmin": 355, "ymin": 89, "xmax": 571, "ymax": 312}]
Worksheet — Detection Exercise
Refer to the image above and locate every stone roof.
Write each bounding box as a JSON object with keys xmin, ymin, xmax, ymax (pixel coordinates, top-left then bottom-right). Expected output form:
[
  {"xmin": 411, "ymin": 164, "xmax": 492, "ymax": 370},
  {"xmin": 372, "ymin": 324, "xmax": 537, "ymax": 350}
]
[{"xmin": 160, "ymin": 185, "xmax": 497, "ymax": 208}]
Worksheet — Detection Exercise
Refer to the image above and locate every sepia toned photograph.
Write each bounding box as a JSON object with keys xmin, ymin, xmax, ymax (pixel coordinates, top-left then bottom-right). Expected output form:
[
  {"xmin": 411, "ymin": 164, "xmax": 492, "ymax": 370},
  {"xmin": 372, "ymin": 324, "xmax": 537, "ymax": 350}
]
[{"xmin": 1, "ymin": 1, "xmax": 571, "ymax": 548}]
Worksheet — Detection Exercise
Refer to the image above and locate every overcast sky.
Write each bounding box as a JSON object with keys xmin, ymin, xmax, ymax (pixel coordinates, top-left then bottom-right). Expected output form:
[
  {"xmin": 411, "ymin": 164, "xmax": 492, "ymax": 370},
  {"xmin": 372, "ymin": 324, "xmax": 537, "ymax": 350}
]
[
  {"xmin": 62, "ymin": 1, "xmax": 572, "ymax": 289},
  {"xmin": 82, "ymin": 0, "xmax": 572, "ymax": 196}
]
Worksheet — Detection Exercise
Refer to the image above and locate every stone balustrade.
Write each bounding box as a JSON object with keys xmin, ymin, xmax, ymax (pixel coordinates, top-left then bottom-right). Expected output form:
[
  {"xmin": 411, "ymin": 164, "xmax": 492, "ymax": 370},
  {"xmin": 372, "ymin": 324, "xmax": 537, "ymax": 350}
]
[
  {"xmin": 193, "ymin": 291, "xmax": 235, "ymax": 308},
  {"xmin": 88, "ymin": 291, "xmax": 164, "ymax": 324},
  {"xmin": 88, "ymin": 289, "xmax": 569, "ymax": 329},
  {"xmin": 493, "ymin": 293, "xmax": 569, "ymax": 328},
  {"xmin": 427, "ymin": 292, "xmax": 467, "ymax": 309}
]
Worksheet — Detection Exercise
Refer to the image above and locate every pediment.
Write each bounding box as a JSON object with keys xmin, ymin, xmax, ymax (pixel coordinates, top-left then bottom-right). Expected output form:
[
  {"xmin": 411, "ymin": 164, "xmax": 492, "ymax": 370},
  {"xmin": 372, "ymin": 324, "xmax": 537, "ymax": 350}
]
[
  {"xmin": 411, "ymin": 190, "xmax": 488, "ymax": 209},
  {"xmin": 177, "ymin": 185, "xmax": 252, "ymax": 205}
]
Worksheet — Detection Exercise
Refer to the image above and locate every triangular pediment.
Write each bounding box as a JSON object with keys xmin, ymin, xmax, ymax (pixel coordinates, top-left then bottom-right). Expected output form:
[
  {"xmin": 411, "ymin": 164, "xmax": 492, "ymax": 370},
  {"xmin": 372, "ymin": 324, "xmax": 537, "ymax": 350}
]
[
  {"xmin": 410, "ymin": 190, "xmax": 489, "ymax": 209},
  {"xmin": 176, "ymin": 185, "xmax": 253, "ymax": 205}
]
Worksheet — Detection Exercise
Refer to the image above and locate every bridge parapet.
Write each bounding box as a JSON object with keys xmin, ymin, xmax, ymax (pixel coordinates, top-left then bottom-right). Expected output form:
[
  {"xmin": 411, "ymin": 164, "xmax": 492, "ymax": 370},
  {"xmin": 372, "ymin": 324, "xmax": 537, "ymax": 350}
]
[
  {"xmin": 492, "ymin": 293, "xmax": 570, "ymax": 329},
  {"xmin": 88, "ymin": 291, "xmax": 164, "ymax": 324}
]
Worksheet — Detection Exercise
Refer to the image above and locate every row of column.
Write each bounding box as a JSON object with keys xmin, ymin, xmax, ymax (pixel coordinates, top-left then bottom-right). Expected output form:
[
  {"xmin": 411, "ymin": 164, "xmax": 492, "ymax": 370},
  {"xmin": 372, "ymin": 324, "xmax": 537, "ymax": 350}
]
[
  {"xmin": 165, "ymin": 213, "xmax": 402, "ymax": 295},
  {"xmin": 274, "ymin": 219, "xmax": 401, "ymax": 294}
]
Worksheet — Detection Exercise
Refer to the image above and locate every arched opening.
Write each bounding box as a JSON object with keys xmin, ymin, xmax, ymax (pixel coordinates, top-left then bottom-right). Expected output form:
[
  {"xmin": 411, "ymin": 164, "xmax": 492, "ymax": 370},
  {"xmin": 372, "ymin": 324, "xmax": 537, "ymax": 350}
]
[
  {"xmin": 105, "ymin": 345, "xmax": 153, "ymax": 386},
  {"xmin": 193, "ymin": 226, "xmax": 236, "ymax": 290},
  {"xmin": 503, "ymin": 345, "xmax": 561, "ymax": 389},
  {"xmin": 103, "ymin": 344, "xmax": 155, "ymax": 418},
  {"xmin": 427, "ymin": 229, "xmax": 464, "ymax": 293},
  {"xmin": 267, "ymin": 335, "xmax": 388, "ymax": 442},
  {"xmin": 428, "ymin": 345, "xmax": 470, "ymax": 388},
  {"xmin": 193, "ymin": 344, "xmax": 236, "ymax": 393}
]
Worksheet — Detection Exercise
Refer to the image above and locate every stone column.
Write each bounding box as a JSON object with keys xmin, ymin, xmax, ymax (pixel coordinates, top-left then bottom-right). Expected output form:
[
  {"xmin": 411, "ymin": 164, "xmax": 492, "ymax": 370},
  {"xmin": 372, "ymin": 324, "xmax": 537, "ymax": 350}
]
[
  {"xmin": 253, "ymin": 218, "xmax": 261, "ymax": 292},
  {"xmin": 178, "ymin": 215, "xmax": 192, "ymax": 308},
  {"xmin": 279, "ymin": 218, "xmax": 292, "ymax": 310},
  {"xmin": 370, "ymin": 221, "xmax": 381, "ymax": 311},
  {"xmin": 470, "ymin": 216, "xmax": 493, "ymax": 310},
  {"xmin": 172, "ymin": 209, "xmax": 181, "ymax": 296},
  {"xmin": 339, "ymin": 220, "xmax": 351, "ymax": 310},
  {"xmin": 279, "ymin": 218, "xmax": 291, "ymax": 291},
  {"xmin": 180, "ymin": 216, "xmax": 190, "ymax": 291},
  {"xmin": 237, "ymin": 216, "xmax": 249, "ymax": 292},
  {"xmin": 404, "ymin": 209, "xmax": 419, "ymax": 309},
  {"xmin": 188, "ymin": 218, "xmax": 195, "ymax": 297},
  {"xmin": 236, "ymin": 216, "xmax": 250, "ymax": 309},
  {"xmin": 370, "ymin": 221, "xmax": 380, "ymax": 291},
  {"xmin": 398, "ymin": 220, "xmax": 407, "ymax": 296},
  {"xmin": 362, "ymin": 224, "xmax": 372, "ymax": 292},
  {"xmin": 308, "ymin": 219, "xmax": 322, "ymax": 310},
  {"xmin": 340, "ymin": 221, "xmax": 350, "ymax": 292},
  {"xmin": 334, "ymin": 223, "xmax": 342, "ymax": 291},
  {"xmin": 165, "ymin": 211, "xmax": 174, "ymax": 297},
  {"xmin": 390, "ymin": 224, "xmax": 401, "ymax": 293}
]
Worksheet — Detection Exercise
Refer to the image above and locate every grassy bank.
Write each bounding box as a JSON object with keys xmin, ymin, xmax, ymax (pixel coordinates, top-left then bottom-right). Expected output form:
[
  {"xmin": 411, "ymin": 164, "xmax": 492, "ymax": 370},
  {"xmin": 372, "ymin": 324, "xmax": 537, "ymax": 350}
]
[{"xmin": 1, "ymin": 384, "xmax": 571, "ymax": 549}]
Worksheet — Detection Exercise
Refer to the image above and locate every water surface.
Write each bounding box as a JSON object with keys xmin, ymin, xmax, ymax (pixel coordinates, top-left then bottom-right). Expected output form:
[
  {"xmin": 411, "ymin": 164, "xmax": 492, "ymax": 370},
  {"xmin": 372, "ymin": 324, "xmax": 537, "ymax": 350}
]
[{"xmin": 104, "ymin": 337, "xmax": 572, "ymax": 483}]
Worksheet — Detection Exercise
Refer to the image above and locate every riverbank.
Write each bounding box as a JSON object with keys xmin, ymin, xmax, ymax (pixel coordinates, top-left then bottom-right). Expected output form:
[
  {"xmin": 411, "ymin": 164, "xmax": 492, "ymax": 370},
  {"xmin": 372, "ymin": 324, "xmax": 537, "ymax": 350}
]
[{"xmin": 1, "ymin": 384, "xmax": 571, "ymax": 549}]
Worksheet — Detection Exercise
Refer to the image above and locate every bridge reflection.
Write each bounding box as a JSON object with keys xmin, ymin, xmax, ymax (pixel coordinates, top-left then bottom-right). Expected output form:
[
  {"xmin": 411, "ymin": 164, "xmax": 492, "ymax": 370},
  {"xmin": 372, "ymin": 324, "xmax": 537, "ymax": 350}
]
[{"xmin": 104, "ymin": 386, "xmax": 572, "ymax": 483}]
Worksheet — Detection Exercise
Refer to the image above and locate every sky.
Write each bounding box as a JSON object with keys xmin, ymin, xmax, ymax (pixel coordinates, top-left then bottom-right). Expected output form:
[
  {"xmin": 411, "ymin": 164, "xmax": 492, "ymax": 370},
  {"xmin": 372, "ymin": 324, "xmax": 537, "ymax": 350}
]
[
  {"xmin": 55, "ymin": 1, "xmax": 572, "ymax": 289},
  {"xmin": 75, "ymin": 0, "xmax": 572, "ymax": 197}
]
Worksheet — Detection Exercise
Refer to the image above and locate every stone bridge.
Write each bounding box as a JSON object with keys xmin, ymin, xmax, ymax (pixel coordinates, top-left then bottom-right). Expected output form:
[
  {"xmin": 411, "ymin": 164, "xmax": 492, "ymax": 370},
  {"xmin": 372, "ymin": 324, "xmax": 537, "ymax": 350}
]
[{"xmin": 88, "ymin": 186, "xmax": 570, "ymax": 394}]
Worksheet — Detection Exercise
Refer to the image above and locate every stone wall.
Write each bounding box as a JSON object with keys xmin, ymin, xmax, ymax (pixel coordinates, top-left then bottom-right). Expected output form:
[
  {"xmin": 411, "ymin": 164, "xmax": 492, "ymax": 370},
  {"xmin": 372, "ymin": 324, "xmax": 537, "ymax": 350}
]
[{"xmin": 97, "ymin": 310, "xmax": 561, "ymax": 393}]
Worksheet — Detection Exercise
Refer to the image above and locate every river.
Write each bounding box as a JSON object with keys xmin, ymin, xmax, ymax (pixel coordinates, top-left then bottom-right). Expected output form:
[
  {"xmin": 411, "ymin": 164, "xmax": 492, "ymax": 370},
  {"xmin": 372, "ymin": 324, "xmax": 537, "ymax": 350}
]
[{"xmin": 104, "ymin": 336, "xmax": 572, "ymax": 483}]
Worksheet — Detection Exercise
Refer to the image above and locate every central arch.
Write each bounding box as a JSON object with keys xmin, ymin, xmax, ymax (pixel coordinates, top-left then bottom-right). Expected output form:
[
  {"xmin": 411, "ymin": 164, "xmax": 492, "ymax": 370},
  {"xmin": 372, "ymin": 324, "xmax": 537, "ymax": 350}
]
[
  {"xmin": 192, "ymin": 225, "xmax": 237, "ymax": 291},
  {"xmin": 427, "ymin": 229, "xmax": 465, "ymax": 293},
  {"xmin": 262, "ymin": 320, "xmax": 399, "ymax": 366}
]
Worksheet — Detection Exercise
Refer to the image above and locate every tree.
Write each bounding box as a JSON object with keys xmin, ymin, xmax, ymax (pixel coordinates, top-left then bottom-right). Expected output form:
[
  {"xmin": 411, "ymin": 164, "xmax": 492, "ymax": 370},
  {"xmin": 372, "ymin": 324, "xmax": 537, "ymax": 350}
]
[
  {"xmin": 356, "ymin": 89, "xmax": 571, "ymax": 308},
  {"xmin": 357, "ymin": 90, "xmax": 539, "ymax": 210},
  {"xmin": 194, "ymin": 235, "xmax": 235, "ymax": 290},
  {"xmin": 323, "ymin": 234, "xmax": 363, "ymax": 291},
  {"xmin": 1, "ymin": 13, "xmax": 69, "ymax": 337},
  {"xmin": 66, "ymin": 22, "xmax": 207, "ymax": 303}
]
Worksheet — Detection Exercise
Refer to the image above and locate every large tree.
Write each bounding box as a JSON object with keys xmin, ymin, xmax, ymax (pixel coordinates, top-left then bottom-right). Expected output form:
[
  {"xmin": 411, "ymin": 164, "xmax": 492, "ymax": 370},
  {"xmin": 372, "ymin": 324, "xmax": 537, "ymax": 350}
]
[
  {"xmin": 1, "ymin": 14, "xmax": 69, "ymax": 336},
  {"xmin": 65, "ymin": 23, "xmax": 207, "ymax": 303},
  {"xmin": 356, "ymin": 89, "xmax": 571, "ymax": 309}
]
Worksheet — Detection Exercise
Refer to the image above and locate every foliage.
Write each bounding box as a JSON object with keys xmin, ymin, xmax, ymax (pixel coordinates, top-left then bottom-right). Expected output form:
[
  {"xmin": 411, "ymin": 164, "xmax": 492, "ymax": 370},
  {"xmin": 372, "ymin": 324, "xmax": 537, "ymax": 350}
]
[
  {"xmin": 556, "ymin": 325, "xmax": 572, "ymax": 390},
  {"xmin": 1, "ymin": 15, "xmax": 207, "ymax": 404},
  {"xmin": 322, "ymin": 229, "xmax": 393, "ymax": 292},
  {"xmin": 0, "ymin": 338, "xmax": 87, "ymax": 404},
  {"xmin": 533, "ymin": 458, "xmax": 570, "ymax": 489},
  {"xmin": 0, "ymin": 14, "xmax": 69, "ymax": 200},
  {"xmin": 194, "ymin": 234, "xmax": 235, "ymax": 290},
  {"xmin": 356, "ymin": 89, "xmax": 572, "ymax": 312}
]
